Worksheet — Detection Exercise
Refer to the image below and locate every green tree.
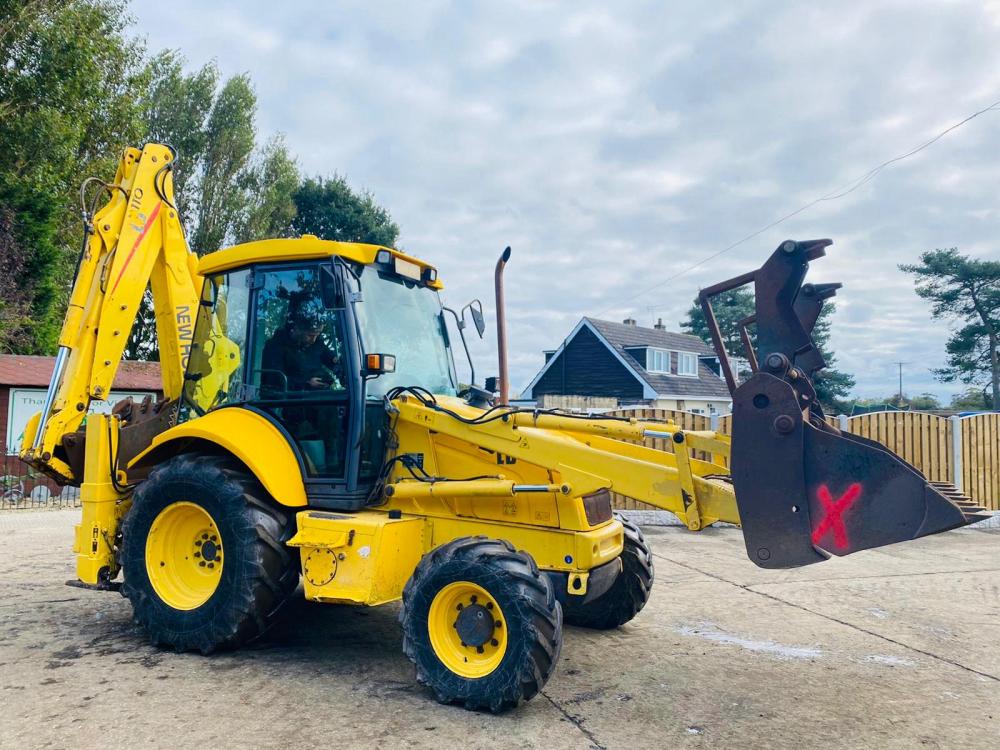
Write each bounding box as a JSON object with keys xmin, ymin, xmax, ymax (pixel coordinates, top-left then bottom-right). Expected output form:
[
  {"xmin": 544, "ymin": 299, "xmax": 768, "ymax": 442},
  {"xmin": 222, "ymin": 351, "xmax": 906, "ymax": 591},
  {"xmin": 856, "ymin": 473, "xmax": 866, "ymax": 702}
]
[
  {"xmin": 191, "ymin": 73, "xmax": 257, "ymax": 253},
  {"xmin": 142, "ymin": 49, "xmax": 218, "ymax": 218},
  {"xmin": 906, "ymin": 393, "xmax": 941, "ymax": 411},
  {"xmin": 682, "ymin": 286, "xmax": 755, "ymax": 356},
  {"xmin": 900, "ymin": 249, "xmax": 1000, "ymax": 410},
  {"xmin": 950, "ymin": 387, "xmax": 990, "ymax": 411},
  {"xmin": 129, "ymin": 56, "xmax": 274, "ymax": 360},
  {"xmin": 292, "ymin": 175, "xmax": 399, "ymax": 246},
  {"xmin": 234, "ymin": 134, "xmax": 299, "ymax": 243},
  {"xmin": 0, "ymin": 205, "xmax": 30, "ymax": 352},
  {"xmin": 0, "ymin": 0, "xmax": 147, "ymax": 353},
  {"xmin": 681, "ymin": 285, "xmax": 856, "ymax": 411},
  {"xmin": 139, "ymin": 52, "xmax": 261, "ymax": 252}
]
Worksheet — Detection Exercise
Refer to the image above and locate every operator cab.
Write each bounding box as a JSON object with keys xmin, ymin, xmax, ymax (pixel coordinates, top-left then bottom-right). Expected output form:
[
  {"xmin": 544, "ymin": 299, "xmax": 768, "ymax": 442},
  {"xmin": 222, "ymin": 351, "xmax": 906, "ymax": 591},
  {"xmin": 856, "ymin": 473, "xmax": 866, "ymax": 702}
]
[{"xmin": 178, "ymin": 237, "xmax": 458, "ymax": 509}]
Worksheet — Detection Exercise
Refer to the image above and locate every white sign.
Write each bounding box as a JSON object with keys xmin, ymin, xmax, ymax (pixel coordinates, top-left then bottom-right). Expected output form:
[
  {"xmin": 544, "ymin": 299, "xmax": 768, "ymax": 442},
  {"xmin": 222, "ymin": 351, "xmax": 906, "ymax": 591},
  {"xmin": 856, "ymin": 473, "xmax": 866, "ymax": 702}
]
[{"xmin": 6, "ymin": 388, "xmax": 157, "ymax": 455}]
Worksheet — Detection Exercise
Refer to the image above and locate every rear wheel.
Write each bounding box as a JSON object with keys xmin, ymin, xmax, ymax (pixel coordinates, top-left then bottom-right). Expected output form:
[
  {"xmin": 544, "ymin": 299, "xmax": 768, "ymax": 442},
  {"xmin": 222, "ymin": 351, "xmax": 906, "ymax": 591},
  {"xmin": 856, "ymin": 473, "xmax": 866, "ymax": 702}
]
[
  {"xmin": 563, "ymin": 514, "xmax": 654, "ymax": 629},
  {"xmin": 121, "ymin": 454, "xmax": 299, "ymax": 654},
  {"xmin": 400, "ymin": 537, "xmax": 562, "ymax": 712}
]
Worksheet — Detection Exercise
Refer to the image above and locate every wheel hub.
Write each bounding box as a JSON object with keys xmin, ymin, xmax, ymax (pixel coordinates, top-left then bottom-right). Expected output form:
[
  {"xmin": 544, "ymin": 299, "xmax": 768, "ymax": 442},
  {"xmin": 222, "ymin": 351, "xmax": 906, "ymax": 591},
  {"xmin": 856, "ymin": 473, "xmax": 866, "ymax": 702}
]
[
  {"xmin": 455, "ymin": 603, "xmax": 494, "ymax": 648},
  {"xmin": 199, "ymin": 538, "xmax": 220, "ymax": 563},
  {"xmin": 146, "ymin": 501, "xmax": 224, "ymax": 611},
  {"xmin": 428, "ymin": 581, "xmax": 507, "ymax": 678}
]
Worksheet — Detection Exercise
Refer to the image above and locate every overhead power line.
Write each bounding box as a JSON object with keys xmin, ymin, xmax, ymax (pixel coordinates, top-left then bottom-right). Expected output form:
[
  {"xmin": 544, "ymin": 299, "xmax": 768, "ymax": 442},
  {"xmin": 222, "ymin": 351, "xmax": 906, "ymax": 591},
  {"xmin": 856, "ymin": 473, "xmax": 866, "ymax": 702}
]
[{"xmin": 594, "ymin": 97, "xmax": 1000, "ymax": 318}]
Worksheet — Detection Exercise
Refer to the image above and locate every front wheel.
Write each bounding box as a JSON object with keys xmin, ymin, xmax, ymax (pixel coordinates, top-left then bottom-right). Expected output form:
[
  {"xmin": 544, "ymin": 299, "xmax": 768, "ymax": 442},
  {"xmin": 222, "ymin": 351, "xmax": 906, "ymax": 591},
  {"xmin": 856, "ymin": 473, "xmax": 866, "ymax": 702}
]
[
  {"xmin": 400, "ymin": 537, "xmax": 562, "ymax": 712},
  {"xmin": 563, "ymin": 514, "xmax": 654, "ymax": 629},
  {"xmin": 121, "ymin": 454, "xmax": 299, "ymax": 654}
]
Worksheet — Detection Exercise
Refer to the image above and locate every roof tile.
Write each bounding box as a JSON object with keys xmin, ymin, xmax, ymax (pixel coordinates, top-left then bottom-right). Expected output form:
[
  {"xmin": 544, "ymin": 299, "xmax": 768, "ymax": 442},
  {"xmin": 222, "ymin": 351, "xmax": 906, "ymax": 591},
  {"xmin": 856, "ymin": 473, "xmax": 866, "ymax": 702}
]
[
  {"xmin": 585, "ymin": 318, "xmax": 732, "ymax": 400},
  {"xmin": 0, "ymin": 355, "xmax": 162, "ymax": 390}
]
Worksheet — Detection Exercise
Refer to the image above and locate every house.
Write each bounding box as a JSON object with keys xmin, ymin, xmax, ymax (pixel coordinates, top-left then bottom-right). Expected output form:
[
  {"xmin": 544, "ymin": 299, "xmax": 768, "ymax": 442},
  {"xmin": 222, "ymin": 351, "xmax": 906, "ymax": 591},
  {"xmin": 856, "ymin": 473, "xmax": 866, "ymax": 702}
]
[
  {"xmin": 521, "ymin": 317, "xmax": 733, "ymax": 415},
  {"xmin": 1, "ymin": 355, "xmax": 162, "ymax": 456}
]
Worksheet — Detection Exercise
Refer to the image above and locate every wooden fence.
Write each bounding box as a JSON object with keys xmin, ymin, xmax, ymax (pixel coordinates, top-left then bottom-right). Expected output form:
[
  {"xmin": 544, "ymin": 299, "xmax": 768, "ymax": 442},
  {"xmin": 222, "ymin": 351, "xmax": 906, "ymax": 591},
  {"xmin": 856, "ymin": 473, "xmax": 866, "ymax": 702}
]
[
  {"xmin": 961, "ymin": 413, "xmax": 1000, "ymax": 510},
  {"xmin": 603, "ymin": 407, "xmax": 1000, "ymax": 511}
]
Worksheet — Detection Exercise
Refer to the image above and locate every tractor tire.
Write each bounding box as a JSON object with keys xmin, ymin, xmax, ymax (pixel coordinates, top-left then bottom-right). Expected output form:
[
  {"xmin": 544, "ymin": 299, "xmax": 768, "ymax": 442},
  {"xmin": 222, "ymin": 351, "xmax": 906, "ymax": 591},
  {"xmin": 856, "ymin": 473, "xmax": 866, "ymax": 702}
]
[
  {"xmin": 120, "ymin": 454, "xmax": 299, "ymax": 654},
  {"xmin": 563, "ymin": 514, "xmax": 654, "ymax": 630},
  {"xmin": 400, "ymin": 537, "xmax": 562, "ymax": 712}
]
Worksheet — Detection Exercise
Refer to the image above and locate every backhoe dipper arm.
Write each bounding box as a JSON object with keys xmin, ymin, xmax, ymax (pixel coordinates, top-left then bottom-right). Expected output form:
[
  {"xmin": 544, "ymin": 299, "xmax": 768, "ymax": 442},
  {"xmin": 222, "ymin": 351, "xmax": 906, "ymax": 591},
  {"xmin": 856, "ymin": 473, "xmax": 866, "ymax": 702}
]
[{"xmin": 20, "ymin": 144, "xmax": 200, "ymax": 483}]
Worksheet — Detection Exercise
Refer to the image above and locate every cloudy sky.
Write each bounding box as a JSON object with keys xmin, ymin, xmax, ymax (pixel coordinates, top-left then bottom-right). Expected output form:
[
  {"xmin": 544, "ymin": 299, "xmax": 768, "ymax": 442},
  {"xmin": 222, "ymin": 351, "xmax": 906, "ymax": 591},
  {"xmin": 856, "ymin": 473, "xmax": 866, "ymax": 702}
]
[{"xmin": 131, "ymin": 0, "xmax": 1000, "ymax": 403}]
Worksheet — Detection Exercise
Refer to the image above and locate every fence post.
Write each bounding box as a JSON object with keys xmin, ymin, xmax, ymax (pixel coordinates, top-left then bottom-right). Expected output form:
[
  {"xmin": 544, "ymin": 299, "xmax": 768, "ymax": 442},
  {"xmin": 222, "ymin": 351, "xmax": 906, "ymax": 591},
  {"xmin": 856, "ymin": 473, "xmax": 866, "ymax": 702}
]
[
  {"xmin": 838, "ymin": 414, "xmax": 849, "ymax": 431},
  {"xmin": 710, "ymin": 413, "xmax": 719, "ymax": 432},
  {"xmin": 950, "ymin": 415, "xmax": 963, "ymax": 491}
]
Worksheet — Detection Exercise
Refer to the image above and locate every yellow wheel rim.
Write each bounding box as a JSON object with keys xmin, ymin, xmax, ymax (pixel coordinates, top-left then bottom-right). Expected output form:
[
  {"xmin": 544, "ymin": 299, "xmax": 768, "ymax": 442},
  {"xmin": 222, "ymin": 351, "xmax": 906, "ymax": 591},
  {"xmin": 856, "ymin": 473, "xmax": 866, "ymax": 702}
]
[
  {"xmin": 428, "ymin": 581, "xmax": 508, "ymax": 678},
  {"xmin": 146, "ymin": 501, "xmax": 224, "ymax": 610}
]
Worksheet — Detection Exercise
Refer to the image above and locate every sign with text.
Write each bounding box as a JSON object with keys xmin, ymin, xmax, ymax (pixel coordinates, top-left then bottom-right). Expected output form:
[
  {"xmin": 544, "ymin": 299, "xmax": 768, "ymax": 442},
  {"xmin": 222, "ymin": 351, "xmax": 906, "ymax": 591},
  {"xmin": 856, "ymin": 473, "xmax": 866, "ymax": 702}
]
[{"xmin": 5, "ymin": 389, "xmax": 157, "ymax": 454}]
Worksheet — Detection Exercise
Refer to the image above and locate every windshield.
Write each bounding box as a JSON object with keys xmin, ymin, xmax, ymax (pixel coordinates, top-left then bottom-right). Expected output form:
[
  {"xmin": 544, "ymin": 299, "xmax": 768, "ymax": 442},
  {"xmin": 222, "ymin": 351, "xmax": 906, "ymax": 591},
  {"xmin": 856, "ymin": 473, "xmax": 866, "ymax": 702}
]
[{"xmin": 352, "ymin": 266, "xmax": 457, "ymax": 399}]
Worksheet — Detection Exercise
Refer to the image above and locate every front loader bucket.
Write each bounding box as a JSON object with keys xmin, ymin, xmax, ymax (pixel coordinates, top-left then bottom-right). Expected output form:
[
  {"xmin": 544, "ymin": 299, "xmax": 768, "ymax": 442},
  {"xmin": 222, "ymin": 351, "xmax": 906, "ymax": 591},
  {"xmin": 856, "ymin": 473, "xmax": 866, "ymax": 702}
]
[
  {"xmin": 700, "ymin": 239, "xmax": 987, "ymax": 569},
  {"xmin": 730, "ymin": 372, "xmax": 984, "ymax": 568}
]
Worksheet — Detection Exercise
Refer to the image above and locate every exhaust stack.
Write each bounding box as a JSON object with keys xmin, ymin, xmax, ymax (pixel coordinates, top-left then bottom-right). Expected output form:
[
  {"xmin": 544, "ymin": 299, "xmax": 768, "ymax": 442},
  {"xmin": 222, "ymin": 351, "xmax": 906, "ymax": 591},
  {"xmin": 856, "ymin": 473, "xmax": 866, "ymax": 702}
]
[{"xmin": 494, "ymin": 246, "xmax": 512, "ymax": 405}]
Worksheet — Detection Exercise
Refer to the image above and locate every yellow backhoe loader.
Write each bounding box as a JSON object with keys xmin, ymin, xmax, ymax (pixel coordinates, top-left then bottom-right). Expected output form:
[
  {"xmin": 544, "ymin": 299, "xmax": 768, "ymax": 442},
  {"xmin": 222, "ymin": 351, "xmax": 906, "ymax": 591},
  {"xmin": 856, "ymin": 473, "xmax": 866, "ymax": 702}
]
[{"xmin": 21, "ymin": 144, "xmax": 988, "ymax": 712}]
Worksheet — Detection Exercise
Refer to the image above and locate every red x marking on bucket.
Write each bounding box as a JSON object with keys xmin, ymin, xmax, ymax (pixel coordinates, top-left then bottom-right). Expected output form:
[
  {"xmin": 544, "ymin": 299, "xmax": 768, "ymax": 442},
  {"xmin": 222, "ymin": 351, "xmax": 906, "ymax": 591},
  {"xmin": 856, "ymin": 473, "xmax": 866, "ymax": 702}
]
[{"xmin": 811, "ymin": 483, "xmax": 862, "ymax": 550}]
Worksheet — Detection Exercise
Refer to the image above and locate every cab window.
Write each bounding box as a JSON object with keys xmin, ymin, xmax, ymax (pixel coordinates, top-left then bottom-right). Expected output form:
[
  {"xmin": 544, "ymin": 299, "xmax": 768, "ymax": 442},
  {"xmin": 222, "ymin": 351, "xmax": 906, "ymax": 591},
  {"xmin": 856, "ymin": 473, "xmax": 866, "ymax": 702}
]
[{"xmin": 179, "ymin": 268, "xmax": 250, "ymax": 421}]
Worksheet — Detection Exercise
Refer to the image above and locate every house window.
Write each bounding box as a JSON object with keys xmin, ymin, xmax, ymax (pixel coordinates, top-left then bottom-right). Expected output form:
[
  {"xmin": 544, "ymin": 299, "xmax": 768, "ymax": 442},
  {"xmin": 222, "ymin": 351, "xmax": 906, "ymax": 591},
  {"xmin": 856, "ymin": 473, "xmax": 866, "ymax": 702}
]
[
  {"xmin": 647, "ymin": 348, "xmax": 670, "ymax": 373},
  {"xmin": 677, "ymin": 352, "xmax": 698, "ymax": 377}
]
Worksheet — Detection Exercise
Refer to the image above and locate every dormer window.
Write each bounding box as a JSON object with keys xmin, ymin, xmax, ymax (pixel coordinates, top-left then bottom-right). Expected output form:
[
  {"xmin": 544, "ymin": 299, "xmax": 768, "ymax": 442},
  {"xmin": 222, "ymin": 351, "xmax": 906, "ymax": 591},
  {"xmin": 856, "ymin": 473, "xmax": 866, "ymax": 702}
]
[
  {"xmin": 645, "ymin": 348, "xmax": 699, "ymax": 376},
  {"xmin": 648, "ymin": 348, "xmax": 670, "ymax": 373},
  {"xmin": 677, "ymin": 352, "xmax": 698, "ymax": 376}
]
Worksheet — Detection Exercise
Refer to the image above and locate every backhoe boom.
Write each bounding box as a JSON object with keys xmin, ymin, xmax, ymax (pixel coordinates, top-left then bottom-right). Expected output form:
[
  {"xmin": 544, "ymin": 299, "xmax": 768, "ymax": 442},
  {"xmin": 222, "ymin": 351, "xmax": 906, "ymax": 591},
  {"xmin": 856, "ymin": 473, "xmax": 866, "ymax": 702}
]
[{"xmin": 21, "ymin": 144, "xmax": 199, "ymax": 484}]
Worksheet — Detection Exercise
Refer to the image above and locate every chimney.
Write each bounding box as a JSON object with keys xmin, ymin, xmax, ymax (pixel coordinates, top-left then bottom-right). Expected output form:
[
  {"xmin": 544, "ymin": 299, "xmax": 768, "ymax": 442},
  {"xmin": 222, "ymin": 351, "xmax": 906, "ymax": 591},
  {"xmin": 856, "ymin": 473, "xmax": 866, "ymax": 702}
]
[
  {"xmin": 654, "ymin": 318, "xmax": 666, "ymax": 331},
  {"xmin": 623, "ymin": 317, "xmax": 637, "ymax": 326}
]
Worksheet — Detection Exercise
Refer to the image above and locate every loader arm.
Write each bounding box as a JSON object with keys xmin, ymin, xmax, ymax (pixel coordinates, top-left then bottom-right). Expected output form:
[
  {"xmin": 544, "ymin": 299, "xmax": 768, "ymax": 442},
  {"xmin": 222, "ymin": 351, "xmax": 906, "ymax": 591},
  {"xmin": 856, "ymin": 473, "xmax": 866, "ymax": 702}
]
[
  {"xmin": 388, "ymin": 393, "xmax": 741, "ymax": 531},
  {"xmin": 20, "ymin": 144, "xmax": 201, "ymax": 484}
]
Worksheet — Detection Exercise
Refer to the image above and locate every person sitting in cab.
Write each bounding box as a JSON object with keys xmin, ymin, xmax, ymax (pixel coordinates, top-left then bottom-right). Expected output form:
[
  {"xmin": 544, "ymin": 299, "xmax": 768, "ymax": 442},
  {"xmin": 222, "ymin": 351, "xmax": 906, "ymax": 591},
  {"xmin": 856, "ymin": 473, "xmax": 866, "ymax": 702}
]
[{"xmin": 262, "ymin": 298, "xmax": 341, "ymax": 394}]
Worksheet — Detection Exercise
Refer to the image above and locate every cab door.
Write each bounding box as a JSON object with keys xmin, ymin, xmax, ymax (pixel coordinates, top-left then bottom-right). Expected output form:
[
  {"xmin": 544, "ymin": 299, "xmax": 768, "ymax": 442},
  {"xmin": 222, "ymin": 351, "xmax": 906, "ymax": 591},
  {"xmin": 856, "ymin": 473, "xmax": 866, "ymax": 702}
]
[{"xmin": 244, "ymin": 262, "xmax": 364, "ymax": 507}]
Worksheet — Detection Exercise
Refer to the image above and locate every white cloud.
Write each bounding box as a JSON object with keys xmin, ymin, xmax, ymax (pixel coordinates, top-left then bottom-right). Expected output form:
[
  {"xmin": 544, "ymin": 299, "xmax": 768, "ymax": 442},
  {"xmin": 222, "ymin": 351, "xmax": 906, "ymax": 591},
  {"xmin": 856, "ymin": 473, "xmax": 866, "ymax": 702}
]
[{"xmin": 131, "ymin": 0, "xmax": 1000, "ymax": 403}]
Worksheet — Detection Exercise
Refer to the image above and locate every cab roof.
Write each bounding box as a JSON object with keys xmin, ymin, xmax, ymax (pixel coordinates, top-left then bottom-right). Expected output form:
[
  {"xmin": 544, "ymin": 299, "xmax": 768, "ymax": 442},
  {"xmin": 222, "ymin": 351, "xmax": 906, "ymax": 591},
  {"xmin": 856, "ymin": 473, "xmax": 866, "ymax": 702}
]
[{"xmin": 198, "ymin": 235, "xmax": 442, "ymax": 289}]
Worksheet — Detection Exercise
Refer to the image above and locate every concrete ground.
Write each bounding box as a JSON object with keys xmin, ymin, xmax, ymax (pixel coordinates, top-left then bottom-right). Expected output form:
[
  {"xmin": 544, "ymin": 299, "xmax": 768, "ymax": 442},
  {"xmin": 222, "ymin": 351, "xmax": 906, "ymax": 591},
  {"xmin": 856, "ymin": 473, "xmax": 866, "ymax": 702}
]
[{"xmin": 1, "ymin": 511, "xmax": 997, "ymax": 750}]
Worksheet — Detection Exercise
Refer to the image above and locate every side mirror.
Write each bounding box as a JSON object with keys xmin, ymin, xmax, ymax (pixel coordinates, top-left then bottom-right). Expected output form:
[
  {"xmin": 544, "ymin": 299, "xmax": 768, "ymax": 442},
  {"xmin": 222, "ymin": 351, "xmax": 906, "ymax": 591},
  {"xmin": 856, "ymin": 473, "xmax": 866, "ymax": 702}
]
[
  {"xmin": 319, "ymin": 265, "xmax": 342, "ymax": 308},
  {"xmin": 464, "ymin": 299, "xmax": 486, "ymax": 338},
  {"xmin": 365, "ymin": 353, "xmax": 396, "ymax": 376}
]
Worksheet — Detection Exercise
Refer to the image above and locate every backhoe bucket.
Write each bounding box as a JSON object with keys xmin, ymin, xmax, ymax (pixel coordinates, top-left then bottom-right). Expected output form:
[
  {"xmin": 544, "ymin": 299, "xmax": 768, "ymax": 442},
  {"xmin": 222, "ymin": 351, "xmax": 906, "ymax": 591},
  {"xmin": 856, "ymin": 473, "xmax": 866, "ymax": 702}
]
[{"xmin": 700, "ymin": 240, "xmax": 988, "ymax": 569}]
